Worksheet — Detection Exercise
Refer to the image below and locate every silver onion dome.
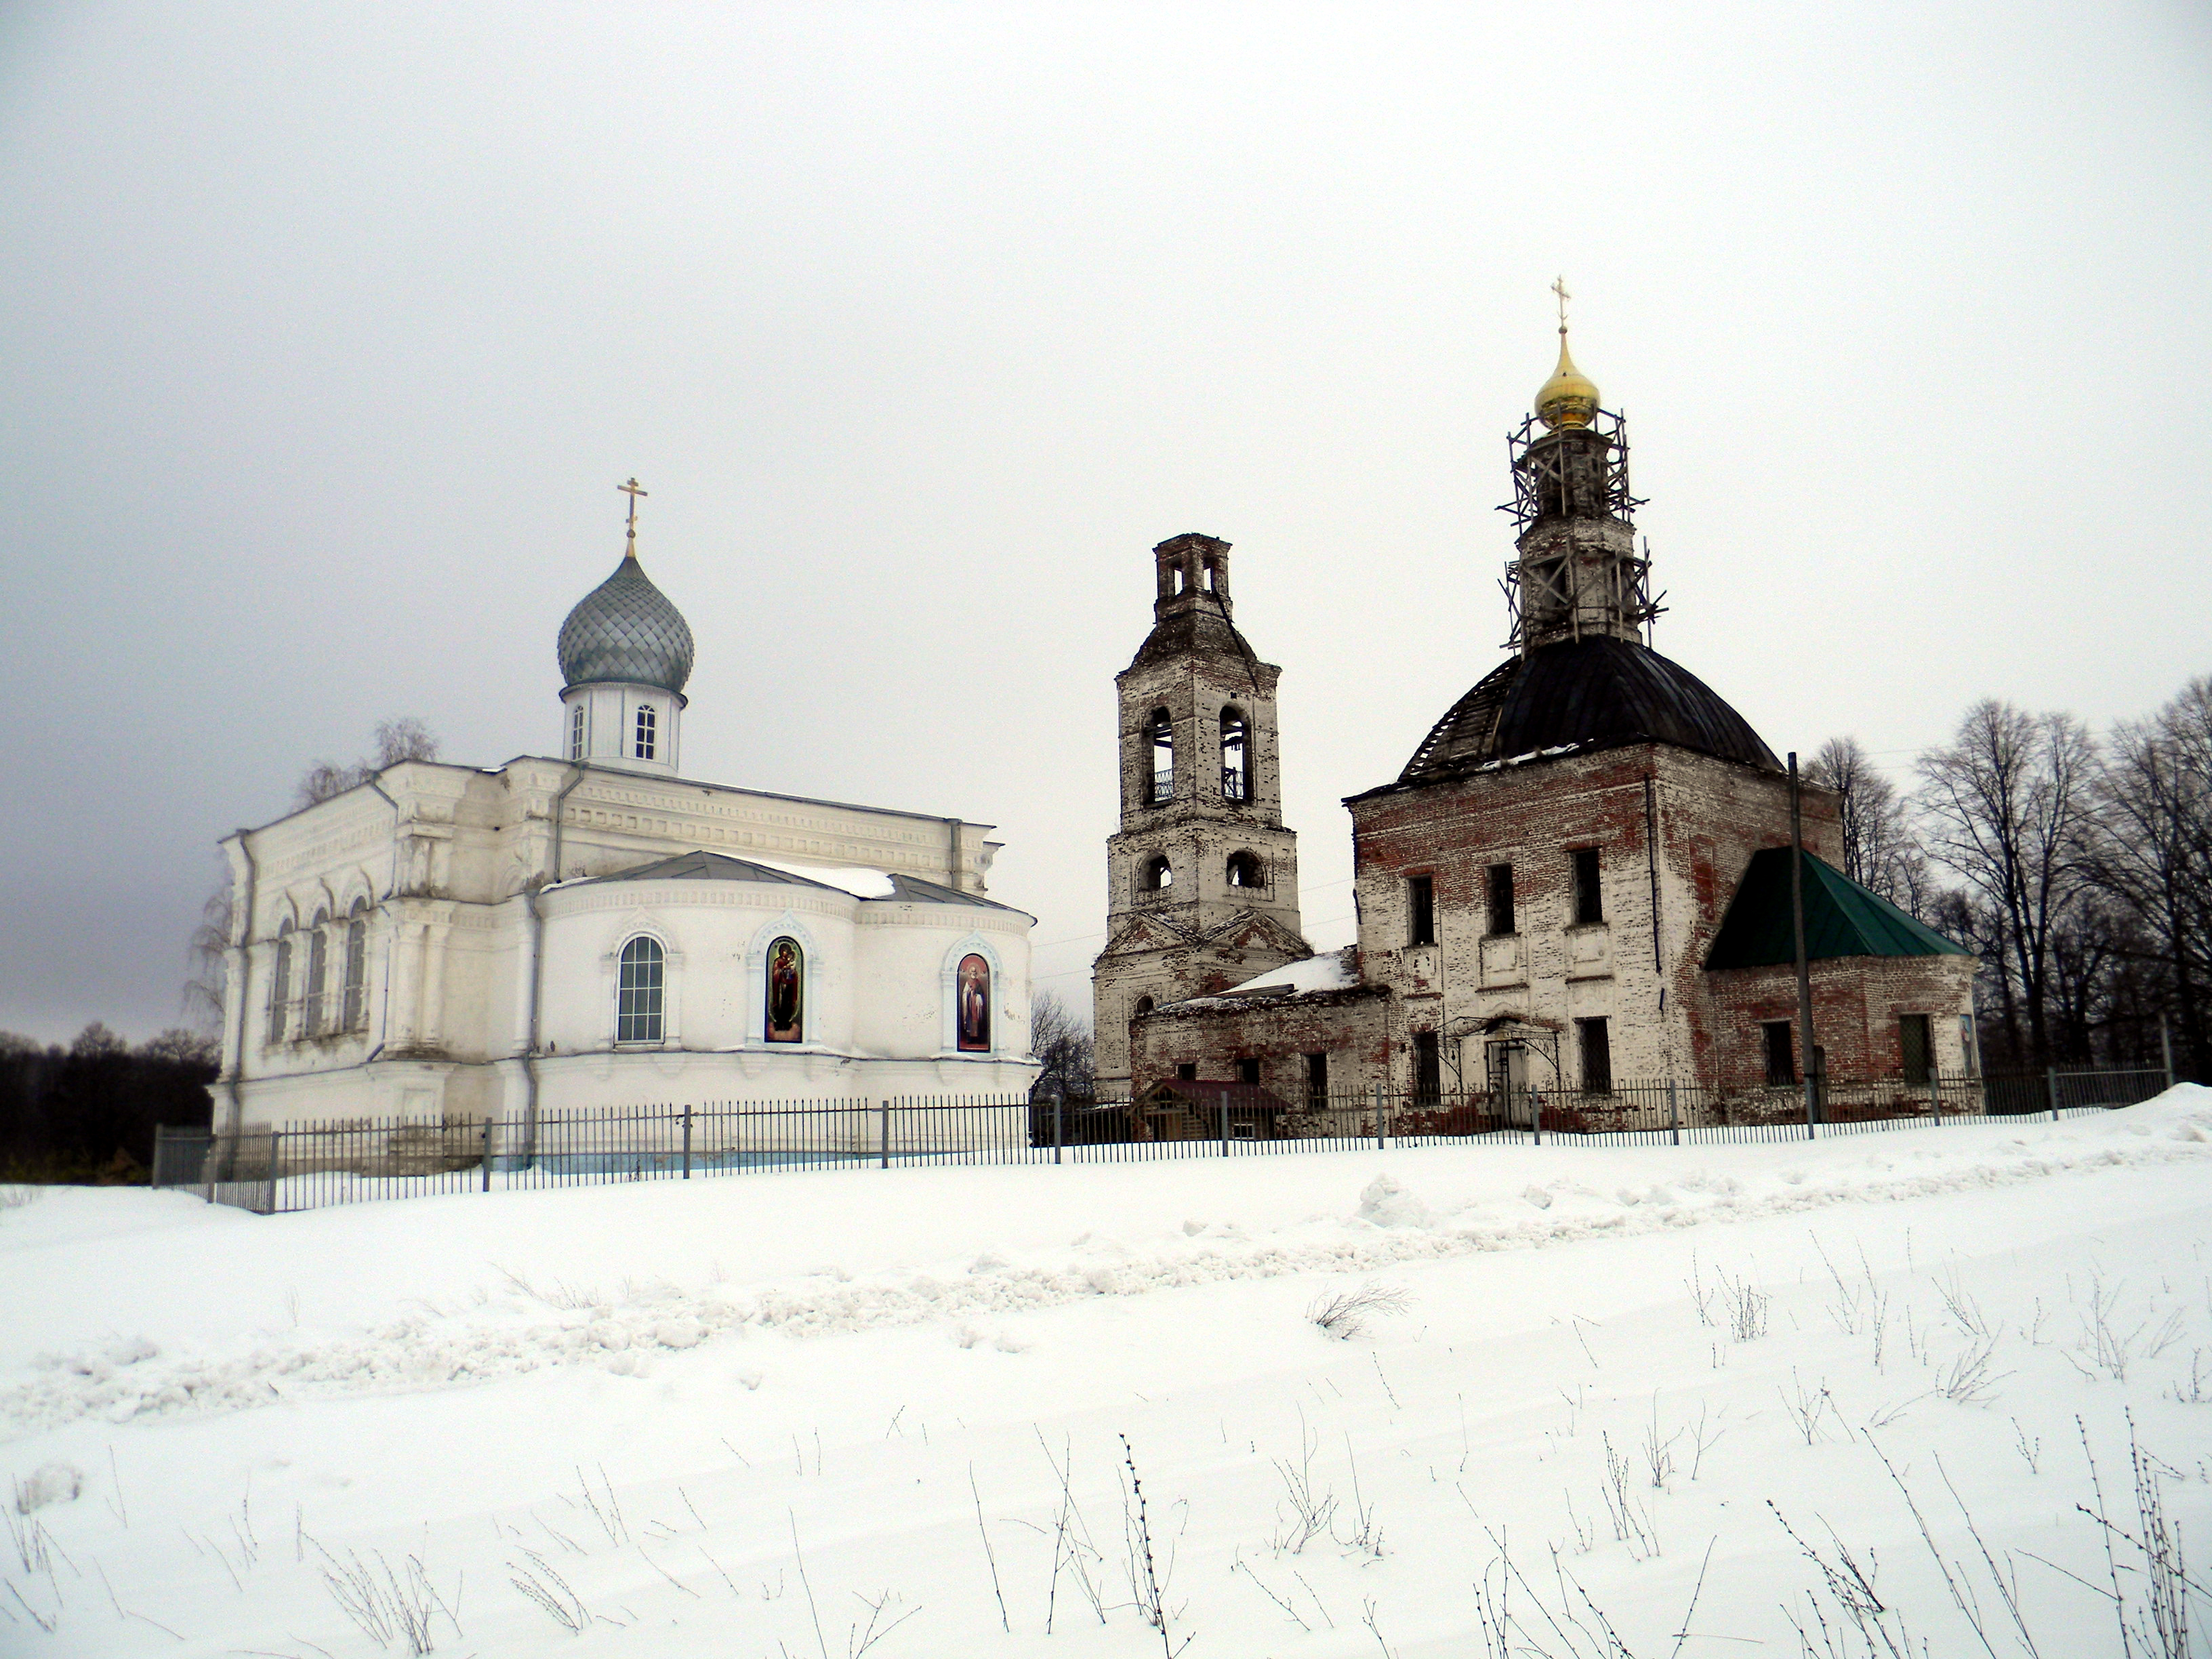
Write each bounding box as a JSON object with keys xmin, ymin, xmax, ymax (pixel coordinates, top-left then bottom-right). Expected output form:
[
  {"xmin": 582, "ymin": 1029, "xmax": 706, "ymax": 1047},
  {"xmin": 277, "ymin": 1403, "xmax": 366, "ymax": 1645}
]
[{"xmin": 556, "ymin": 552, "xmax": 696, "ymax": 695}]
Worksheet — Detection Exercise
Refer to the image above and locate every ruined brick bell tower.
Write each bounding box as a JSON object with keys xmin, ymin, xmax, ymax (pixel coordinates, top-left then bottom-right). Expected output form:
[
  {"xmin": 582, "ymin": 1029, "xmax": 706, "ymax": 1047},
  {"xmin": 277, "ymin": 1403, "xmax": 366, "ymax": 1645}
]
[{"xmin": 1090, "ymin": 533, "xmax": 1312, "ymax": 1093}]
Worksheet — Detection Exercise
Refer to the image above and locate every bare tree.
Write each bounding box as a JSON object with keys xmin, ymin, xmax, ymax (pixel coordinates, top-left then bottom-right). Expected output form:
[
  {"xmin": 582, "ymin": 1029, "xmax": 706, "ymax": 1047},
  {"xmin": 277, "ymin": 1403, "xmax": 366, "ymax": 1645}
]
[
  {"xmin": 1915, "ymin": 701, "xmax": 2098, "ymax": 1067},
  {"xmin": 1806, "ymin": 737, "xmax": 1927, "ymax": 914},
  {"xmin": 294, "ymin": 718, "xmax": 443, "ymax": 808},
  {"xmin": 70, "ymin": 1022, "xmax": 127, "ymax": 1059},
  {"xmin": 139, "ymin": 1029, "xmax": 220, "ymax": 1065},
  {"xmin": 371, "ymin": 717, "xmax": 441, "ymax": 769},
  {"xmin": 181, "ymin": 870, "xmax": 234, "ymax": 1035},
  {"xmin": 2088, "ymin": 676, "xmax": 2212, "ymax": 1079},
  {"xmin": 1029, "ymin": 990, "xmax": 1094, "ymax": 1102}
]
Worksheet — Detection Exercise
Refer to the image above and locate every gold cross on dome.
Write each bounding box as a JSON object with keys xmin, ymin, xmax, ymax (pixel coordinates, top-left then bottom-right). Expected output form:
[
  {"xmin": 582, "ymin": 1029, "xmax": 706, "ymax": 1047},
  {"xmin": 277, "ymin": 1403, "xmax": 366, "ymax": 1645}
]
[
  {"xmin": 1551, "ymin": 276, "xmax": 1572, "ymax": 333},
  {"xmin": 617, "ymin": 476, "xmax": 648, "ymax": 531}
]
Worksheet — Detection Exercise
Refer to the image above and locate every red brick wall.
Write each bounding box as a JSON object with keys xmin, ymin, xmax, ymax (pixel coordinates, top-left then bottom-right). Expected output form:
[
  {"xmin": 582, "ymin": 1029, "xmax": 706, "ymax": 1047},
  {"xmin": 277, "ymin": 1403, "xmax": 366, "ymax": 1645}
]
[
  {"xmin": 1347, "ymin": 741, "xmax": 1843, "ymax": 1090},
  {"xmin": 1704, "ymin": 954, "xmax": 1978, "ymax": 1090},
  {"xmin": 1128, "ymin": 989, "xmax": 1390, "ymax": 1101}
]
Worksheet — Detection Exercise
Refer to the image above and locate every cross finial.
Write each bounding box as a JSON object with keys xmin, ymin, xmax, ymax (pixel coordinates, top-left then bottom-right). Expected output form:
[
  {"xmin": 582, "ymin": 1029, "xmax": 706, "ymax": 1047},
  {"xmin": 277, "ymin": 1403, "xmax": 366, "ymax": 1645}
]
[
  {"xmin": 1551, "ymin": 275, "xmax": 1572, "ymax": 335},
  {"xmin": 617, "ymin": 477, "xmax": 647, "ymax": 554}
]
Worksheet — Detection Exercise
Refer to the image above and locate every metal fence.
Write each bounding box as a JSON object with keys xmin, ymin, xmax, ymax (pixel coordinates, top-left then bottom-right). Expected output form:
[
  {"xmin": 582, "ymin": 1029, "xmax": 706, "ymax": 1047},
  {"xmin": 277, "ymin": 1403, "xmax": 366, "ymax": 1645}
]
[{"xmin": 152, "ymin": 1066, "xmax": 2175, "ymax": 1216}]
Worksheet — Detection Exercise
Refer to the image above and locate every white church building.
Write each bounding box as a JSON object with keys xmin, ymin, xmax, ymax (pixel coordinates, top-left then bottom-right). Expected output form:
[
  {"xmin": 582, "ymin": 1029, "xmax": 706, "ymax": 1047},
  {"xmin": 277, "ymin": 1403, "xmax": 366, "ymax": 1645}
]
[{"xmin": 211, "ymin": 494, "xmax": 1040, "ymax": 1132}]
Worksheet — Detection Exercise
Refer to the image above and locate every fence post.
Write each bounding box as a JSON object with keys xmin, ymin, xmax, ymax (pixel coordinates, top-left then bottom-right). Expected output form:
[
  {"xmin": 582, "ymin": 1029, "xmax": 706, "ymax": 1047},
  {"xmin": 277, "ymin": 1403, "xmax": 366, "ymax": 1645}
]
[
  {"xmin": 1667, "ymin": 1080, "xmax": 1680, "ymax": 1146},
  {"xmin": 2047, "ymin": 1066, "xmax": 2060, "ymax": 1122},
  {"xmin": 1372, "ymin": 1083, "xmax": 1384, "ymax": 1151},
  {"xmin": 1531, "ymin": 1088, "xmax": 1543, "ymax": 1146},
  {"xmin": 1219, "ymin": 1090, "xmax": 1229, "ymax": 1158},
  {"xmin": 880, "ymin": 1099, "xmax": 891, "ymax": 1169},
  {"xmin": 1052, "ymin": 1094, "xmax": 1063, "ymax": 1165},
  {"xmin": 481, "ymin": 1117, "xmax": 493, "ymax": 1191},
  {"xmin": 268, "ymin": 1130, "xmax": 282, "ymax": 1216},
  {"xmin": 682, "ymin": 1104, "xmax": 693, "ymax": 1179},
  {"xmin": 1929, "ymin": 1067, "xmax": 1942, "ymax": 1127},
  {"xmin": 2161, "ymin": 1017, "xmax": 2175, "ymax": 1092}
]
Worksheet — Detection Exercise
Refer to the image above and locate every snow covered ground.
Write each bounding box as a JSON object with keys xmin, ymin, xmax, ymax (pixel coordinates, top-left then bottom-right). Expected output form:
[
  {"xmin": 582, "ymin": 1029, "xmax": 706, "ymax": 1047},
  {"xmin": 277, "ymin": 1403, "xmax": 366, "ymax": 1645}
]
[{"xmin": 5, "ymin": 1092, "xmax": 2211, "ymax": 1656}]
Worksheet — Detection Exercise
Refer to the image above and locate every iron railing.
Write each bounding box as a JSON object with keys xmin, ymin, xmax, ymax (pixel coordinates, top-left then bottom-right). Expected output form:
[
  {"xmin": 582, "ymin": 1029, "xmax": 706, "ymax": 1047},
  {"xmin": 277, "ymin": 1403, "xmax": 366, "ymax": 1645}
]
[{"xmin": 153, "ymin": 1065, "xmax": 2173, "ymax": 1216}]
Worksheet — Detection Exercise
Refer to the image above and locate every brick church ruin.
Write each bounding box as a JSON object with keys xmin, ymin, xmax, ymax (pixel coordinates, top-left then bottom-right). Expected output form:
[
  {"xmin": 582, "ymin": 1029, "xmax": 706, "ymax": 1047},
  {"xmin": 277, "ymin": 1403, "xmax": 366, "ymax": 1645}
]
[{"xmin": 1091, "ymin": 316, "xmax": 1977, "ymax": 1121}]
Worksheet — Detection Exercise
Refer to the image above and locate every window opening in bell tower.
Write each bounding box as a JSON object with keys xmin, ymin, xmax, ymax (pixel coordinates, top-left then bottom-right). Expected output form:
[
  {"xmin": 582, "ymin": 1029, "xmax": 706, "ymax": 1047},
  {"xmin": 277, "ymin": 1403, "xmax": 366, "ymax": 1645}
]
[
  {"xmin": 1148, "ymin": 710, "xmax": 1174, "ymax": 803},
  {"xmin": 1221, "ymin": 708, "xmax": 1248, "ymax": 802}
]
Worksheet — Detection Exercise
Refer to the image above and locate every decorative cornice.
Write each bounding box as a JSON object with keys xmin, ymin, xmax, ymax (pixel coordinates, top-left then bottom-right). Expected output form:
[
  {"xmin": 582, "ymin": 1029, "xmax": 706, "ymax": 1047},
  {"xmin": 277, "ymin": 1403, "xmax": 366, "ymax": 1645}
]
[{"xmin": 544, "ymin": 884, "xmax": 855, "ymax": 922}]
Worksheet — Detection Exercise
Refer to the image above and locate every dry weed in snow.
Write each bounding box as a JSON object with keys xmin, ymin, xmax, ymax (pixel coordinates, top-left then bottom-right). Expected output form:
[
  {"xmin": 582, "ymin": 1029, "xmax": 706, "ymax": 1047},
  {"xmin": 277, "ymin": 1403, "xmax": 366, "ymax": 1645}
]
[{"xmin": 1308, "ymin": 1282, "xmax": 1410, "ymax": 1340}]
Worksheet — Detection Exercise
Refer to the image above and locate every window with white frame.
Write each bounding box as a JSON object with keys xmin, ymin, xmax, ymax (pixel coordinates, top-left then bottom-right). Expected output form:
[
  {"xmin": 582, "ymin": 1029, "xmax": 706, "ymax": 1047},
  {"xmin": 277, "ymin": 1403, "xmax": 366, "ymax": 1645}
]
[
  {"xmin": 634, "ymin": 705, "xmax": 657, "ymax": 760},
  {"xmin": 268, "ymin": 926, "xmax": 293, "ymax": 1044},
  {"xmin": 569, "ymin": 703, "xmax": 586, "ymax": 760},
  {"xmin": 617, "ymin": 937, "xmax": 665, "ymax": 1042},
  {"xmin": 342, "ymin": 899, "xmax": 368, "ymax": 1031},
  {"xmin": 304, "ymin": 911, "xmax": 329, "ymax": 1036}
]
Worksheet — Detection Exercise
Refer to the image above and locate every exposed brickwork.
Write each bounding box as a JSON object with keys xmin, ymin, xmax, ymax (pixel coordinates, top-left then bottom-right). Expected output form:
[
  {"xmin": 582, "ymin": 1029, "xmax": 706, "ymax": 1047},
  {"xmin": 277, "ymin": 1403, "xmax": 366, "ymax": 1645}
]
[
  {"xmin": 1092, "ymin": 535, "xmax": 1310, "ymax": 1090},
  {"xmin": 1102, "ymin": 371, "xmax": 1978, "ymax": 1109},
  {"xmin": 1130, "ymin": 986, "xmax": 1389, "ymax": 1101},
  {"xmin": 1346, "ymin": 741, "xmax": 1845, "ymax": 1093},
  {"xmin": 1705, "ymin": 954, "xmax": 1980, "ymax": 1091},
  {"xmin": 1124, "ymin": 736, "xmax": 1973, "ymax": 1109}
]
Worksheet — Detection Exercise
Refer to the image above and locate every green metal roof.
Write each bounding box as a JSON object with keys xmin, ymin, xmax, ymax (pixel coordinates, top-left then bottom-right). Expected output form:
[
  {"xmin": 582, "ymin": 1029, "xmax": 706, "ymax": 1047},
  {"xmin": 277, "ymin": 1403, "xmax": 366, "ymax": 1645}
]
[{"xmin": 1703, "ymin": 846, "xmax": 1969, "ymax": 971}]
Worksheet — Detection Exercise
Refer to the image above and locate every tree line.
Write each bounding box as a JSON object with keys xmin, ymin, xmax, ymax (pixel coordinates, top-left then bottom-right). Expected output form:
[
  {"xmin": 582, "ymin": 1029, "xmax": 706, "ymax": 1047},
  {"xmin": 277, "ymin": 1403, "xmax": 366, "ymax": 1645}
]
[
  {"xmin": 2, "ymin": 722, "xmax": 446, "ymax": 1183},
  {"xmin": 0, "ymin": 1025, "xmax": 218, "ymax": 1181},
  {"xmin": 1807, "ymin": 674, "xmax": 2211, "ymax": 1079}
]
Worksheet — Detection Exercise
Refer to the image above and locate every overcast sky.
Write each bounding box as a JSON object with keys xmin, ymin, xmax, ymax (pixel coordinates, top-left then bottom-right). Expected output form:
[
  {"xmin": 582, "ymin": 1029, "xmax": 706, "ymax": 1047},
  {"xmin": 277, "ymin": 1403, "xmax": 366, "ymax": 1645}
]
[{"xmin": 1, "ymin": 2, "xmax": 2207, "ymax": 1045}]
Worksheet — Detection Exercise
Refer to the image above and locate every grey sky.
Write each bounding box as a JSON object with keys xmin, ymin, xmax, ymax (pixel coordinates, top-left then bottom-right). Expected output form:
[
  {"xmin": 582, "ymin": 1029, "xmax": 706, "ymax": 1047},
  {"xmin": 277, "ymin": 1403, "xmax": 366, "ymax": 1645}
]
[{"xmin": 1, "ymin": 3, "xmax": 2207, "ymax": 1044}]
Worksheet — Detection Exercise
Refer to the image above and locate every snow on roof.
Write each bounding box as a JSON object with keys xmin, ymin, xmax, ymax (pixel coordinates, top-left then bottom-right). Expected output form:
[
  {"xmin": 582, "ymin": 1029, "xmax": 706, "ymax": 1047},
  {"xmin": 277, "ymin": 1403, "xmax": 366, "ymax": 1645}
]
[
  {"xmin": 739, "ymin": 855, "xmax": 898, "ymax": 899},
  {"xmin": 1147, "ymin": 947, "xmax": 1363, "ymax": 1014},
  {"xmin": 1222, "ymin": 946, "xmax": 1359, "ymax": 998}
]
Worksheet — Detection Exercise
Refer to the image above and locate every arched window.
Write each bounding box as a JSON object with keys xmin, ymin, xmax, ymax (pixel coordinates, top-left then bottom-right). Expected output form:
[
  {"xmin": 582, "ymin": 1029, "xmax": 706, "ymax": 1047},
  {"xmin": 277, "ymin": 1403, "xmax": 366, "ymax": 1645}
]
[
  {"xmin": 1220, "ymin": 708, "xmax": 1248, "ymax": 802},
  {"xmin": 1226, "ymin": 851, "xmax": 1265, "ymax": 890},
  {"xmin": 304, "ymin": 910, "xmax": 329, "ymax": 1037},
  {"xmin": 617, "ymin": 937, "xmax": 665, "ymax": 1043},
  {"xmin": 1132, "ymin": 996, "xmax": 1156, "ymax": 1020},
  {"xmin": 634, "ymin": 704, "xmax": 657, "ymax": 761},
  {"xmin": 1147, "ymin": 710, "xmax": 1174, "ymax": 804},
  {"xmin": 955, "ymin": 953, "xmax": 991, "ymax": 1052},
  {"xmin": 342, "ymin": 899, "xmax": 368, "ymax": 1031},
  {"xmin": 268, "ymin": 923, "xmax": 293, "ymax": 1045},
  {"xmin": 1141, "ymin": 855, "xmax": 1174, "ymax": 893},
  {"xmin": 569, "ymin": 703, "xmax": 586, "ymax": 760},
  {"xmin": 764, "ymin": 936, "xmax": 804, "ymax": 1043}
]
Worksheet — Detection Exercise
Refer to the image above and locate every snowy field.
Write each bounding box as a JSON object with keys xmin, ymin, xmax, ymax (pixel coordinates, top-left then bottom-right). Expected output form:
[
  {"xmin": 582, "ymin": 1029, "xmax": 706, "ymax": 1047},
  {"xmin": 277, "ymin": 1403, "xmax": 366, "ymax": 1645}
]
[{"xmin": 5, "ymin": 1094, "xmax": 2212, "ymax": 1656}]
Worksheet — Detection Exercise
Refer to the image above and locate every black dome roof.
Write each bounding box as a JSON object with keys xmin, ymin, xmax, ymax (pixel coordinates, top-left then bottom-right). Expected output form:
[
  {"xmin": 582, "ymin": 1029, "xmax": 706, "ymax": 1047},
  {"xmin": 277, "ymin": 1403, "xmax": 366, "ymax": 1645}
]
[{"xmin": 1387, "ymin": 636, "xmax": 1780, "ymax": 790}]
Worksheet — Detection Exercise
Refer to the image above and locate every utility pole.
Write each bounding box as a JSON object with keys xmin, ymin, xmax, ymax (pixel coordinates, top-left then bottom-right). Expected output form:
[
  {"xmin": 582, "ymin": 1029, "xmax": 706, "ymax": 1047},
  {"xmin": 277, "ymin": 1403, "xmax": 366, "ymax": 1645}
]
[{"xmin": 1789, "ymin": 753, "xmax": 1818, "ymax": 1139}]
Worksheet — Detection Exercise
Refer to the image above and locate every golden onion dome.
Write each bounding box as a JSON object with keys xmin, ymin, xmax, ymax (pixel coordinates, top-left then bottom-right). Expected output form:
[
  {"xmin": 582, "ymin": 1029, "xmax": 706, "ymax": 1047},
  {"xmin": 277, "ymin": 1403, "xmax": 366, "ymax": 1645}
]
[{"xmin": 1534, "ymin": 332, "xmax": 1599, "ymax": 430}]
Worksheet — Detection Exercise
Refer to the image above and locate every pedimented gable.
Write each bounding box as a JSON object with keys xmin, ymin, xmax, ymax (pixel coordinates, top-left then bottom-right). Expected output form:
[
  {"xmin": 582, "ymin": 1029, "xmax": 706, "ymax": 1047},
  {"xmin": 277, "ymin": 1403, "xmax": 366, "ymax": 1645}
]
[
  {"xmin": 1197, "ymin": 912, "xmax": 1313, "ymax": 960},
  {"xmin": 1097, "ymin": 914, "xmax": 1200, "ymax": 960}
]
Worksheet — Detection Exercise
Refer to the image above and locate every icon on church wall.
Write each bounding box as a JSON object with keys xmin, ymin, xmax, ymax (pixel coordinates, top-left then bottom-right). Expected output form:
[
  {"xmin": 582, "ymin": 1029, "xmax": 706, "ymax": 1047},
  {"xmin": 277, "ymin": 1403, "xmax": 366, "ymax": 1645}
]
[
  {"xmin": 956, "ymin": 954, "xmax": 991, "ymax": 1052},
  {"xmin": 765, "ymin": 937, "xmax": 804, "ymax": 1043}
]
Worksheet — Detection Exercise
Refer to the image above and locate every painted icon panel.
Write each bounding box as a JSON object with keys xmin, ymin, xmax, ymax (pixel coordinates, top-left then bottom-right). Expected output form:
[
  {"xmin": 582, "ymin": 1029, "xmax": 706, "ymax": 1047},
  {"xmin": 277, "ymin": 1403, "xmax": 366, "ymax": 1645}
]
[
  {"xmin": 956, "ymin": 953, "xmax": 990, "ymax": 1052},
  {"xmin": 765, "ymin": 937, "xmax": 804, "ymax": 1043}
]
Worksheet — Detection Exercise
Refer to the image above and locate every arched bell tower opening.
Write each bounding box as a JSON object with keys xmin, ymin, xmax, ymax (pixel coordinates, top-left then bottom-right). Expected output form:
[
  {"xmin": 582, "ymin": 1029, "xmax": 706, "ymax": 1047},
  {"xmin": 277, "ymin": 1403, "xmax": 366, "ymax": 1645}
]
[{"xmin": 1092, "ymin": 532, "xmax": 1311, "ymax": 1093}]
